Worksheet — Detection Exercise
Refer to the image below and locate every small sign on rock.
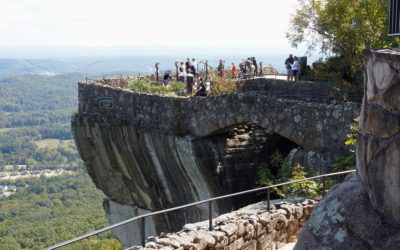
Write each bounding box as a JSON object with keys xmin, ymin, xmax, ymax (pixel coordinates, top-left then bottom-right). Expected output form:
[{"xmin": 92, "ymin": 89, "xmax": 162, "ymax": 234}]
[{"xmin": 99, "ymin": 97, "xmax": 113, "ymax": 108}]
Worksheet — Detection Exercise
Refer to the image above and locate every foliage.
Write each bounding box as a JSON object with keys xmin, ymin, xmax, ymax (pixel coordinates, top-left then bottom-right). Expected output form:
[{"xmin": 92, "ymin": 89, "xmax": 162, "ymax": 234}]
[
  {"xmin": 287, "ymin": 0, "xmax": 400, "ymax": 85},
  {"xmin": 258, "ymin": 151, "xmax": 320, "ymax": 198},
  {"xmin": 0, "ymin": 72, "xmax": 123, "ymax": 249},
  {"xmin": 209, "ymin": 76, "xmax": 237, "ymax": 95},
  {"xmin": 0, "ymin": 173, "xmax": 122, "ymax": 250},
  {"xmin": 129, "ymin": 80, "xmax": 184, "ymax": 96},
  {"xmin": 0, "ymin": 73, "xmax": 82, "ymax": 113},
  {"xmin": 0, "ymin": 73, "xmax": 86, "ymax": 167},
  {"xmin": 332, "ymin": 117, "xmax": 359, "ymax": 172},
  {"xmin": 285, "ymin": 164, "xmax": 319, "ymax": 197},
  {"xmin": 0, "ymin": 127, "xmax": 82, "ymax": 168},
  {"xmin": 169, "ymin": 81, "xmax": 186, "ymax": 93}
]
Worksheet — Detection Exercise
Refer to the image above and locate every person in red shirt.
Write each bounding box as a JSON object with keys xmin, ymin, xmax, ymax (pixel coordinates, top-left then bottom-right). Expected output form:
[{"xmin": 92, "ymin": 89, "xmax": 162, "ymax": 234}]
[{"xmin": 231, "ymin": 63, "xmax": 237, "ymax": 79}]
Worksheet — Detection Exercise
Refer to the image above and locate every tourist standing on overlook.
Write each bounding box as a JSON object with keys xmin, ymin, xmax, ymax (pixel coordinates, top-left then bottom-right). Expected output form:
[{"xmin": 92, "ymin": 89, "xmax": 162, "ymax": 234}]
[
  {"xmin": 185, "ymin": 58, "xmax": 191, "ymax": 73},
  {"xmin": 217, "ymin": 59, "xmax": 225, "ymax": 77},
  {"xmin": 252, "ymin": 57, "xmax": 258, "ymax": 77},
  {"xmin": 291, "ymin": 56, "xmax": 300, "ymax": 81},
  {"xmin": 285, "ymin": 54, "xmax": 294, "ymax": 81},
  {"xmin": 178, "ymin": 62, "xmax": 186, "ymax": 82},
  {"xmin": 249, "ymin": 58, "xmax": 255, "ymax": 78},
  {"xmin": 245, "ymin": 59, "xmax": 253, "ymax": 78},
  {"xmin": 191, "ymin": 58, "xmax": 197, "ymax": 71},
  {"xmin": 186, "ymin": 69, "xmax": 194, "ymax": 96},
  {"xmin": 239, "ymin": 60, "xmax": 246, "ymax": 79},
  {"xmin": 231, "ymin": 63, "xmax": 237, "ymax": 79}
]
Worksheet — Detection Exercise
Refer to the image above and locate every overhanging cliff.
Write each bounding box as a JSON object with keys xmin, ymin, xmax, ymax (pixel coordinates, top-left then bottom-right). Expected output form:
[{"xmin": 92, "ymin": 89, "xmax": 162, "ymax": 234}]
[{"xmin": 72, "ymin": 79, "xmax": 359, "ymax": 246}]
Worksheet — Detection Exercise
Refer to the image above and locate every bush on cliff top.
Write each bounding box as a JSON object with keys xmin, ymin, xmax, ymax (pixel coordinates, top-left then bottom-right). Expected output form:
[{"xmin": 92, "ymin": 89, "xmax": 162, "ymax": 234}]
[{"xmin": 129, "ymin": 80, "xmax": 185, "ymax": 96}]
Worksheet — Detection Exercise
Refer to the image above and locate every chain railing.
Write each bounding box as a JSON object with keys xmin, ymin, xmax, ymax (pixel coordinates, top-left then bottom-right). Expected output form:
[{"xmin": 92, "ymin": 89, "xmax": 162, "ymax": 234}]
[{"xmin": 45, "ymin": 169, "xmax": 356, "ymax": 250}]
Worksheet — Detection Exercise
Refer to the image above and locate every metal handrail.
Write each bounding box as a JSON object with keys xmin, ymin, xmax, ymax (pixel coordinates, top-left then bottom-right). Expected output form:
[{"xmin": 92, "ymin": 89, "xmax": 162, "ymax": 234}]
[{"xmin": 45, "ymin": 169, "xmax": 356, "ymax": 250}]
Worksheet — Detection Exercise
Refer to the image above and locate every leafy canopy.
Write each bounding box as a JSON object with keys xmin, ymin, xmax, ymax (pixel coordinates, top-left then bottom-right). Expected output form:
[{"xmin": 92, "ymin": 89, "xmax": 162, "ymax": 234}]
[{"xmin": 287, "ymin": 0, "xmax": 399, "ymax": 70}]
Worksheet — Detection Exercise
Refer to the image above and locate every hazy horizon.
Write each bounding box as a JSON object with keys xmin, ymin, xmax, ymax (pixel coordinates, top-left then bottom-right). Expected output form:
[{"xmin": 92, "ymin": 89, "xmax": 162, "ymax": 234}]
[
  {"xmin": 0, "ymin": 45, "xmax": 316, "ymax": 59},
  {"xmin": 0, "ymin": 46, "xmax": 321, "ymax": 75},
  {"xmin": 0, "ymin": 0, "xmax": 322, "ymax": 74}
]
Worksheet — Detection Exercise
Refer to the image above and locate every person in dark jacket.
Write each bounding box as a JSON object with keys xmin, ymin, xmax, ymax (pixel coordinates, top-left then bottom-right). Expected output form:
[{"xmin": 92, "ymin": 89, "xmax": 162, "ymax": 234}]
[{"xmin": 285, "ymin": 54, "xmax": 294, "ymax": 81}]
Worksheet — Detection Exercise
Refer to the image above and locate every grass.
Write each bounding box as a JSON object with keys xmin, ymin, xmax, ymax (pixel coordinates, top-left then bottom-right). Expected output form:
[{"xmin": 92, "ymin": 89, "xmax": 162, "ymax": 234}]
[
  {"xmin": 129, "ymin": 80, "xmax": 185, "ymax": 96},
  {"xmin": 33, "ymin": 139, "xmax": 74, "ymax": 150},
  {"xmin": 0, "ymin": 128, "xmax": 15, "ymax": 133},
  {"xmin": 33, "ymin": 139, "xmax": 60, "ymax": 149},
  {"xmin": 0, "ymin": 126, "xmax": 44, "ymax": 133}
]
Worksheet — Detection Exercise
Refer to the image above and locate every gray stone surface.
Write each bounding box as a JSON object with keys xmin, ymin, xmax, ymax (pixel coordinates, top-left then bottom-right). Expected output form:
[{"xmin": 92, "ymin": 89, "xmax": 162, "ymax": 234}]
[
  {"xmin": 103, "ymin": 198, "xmax": 157, "ymax": 247},
  {"xmin": 295, "ymin": 173, "xmax": 400, "ymax": 250},
  {"xmin": 75, "ymin": 81, "xmax": 358, "ymax": 151},
  {"xmin": 72, "ymin": 79, "xmax": 359, "ymax": 246},
  {"xmin": 358, "ymin": 49, "xmax": 400, "ymax": 222}
]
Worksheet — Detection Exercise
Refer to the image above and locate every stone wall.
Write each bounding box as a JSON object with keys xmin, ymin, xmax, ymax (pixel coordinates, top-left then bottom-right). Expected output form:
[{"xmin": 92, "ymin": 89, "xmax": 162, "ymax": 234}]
[
  {"xmin": 237, "ymin": 78, "xmax": 333, "ymax": 101},
  {"xmin": 76, "ymin": 82, "xmax": 358, "ymax": 151},
  {"xmin": 132, "ymin": 199, "xmax": 318, "ymax": 250}
]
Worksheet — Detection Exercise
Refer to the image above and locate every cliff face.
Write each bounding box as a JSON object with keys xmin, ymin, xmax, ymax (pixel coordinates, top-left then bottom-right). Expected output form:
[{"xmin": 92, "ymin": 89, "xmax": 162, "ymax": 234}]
[{"xmin": 72, "ymin": 79, "xmax": 358, "ymax": 246}]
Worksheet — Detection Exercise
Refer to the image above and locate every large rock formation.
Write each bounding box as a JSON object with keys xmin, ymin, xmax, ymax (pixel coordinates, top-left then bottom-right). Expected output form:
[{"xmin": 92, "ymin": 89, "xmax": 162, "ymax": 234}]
[
  {"xmin": 72, "ymin": 78, "xmax": 358, "ymax": 246},
  {"xmin": 295, "ymin": 49, "xmax": 400, "ymax": 249},
  {"xmin": 358, "ymin": 49, "xmax": 400, "ymax": 222}
]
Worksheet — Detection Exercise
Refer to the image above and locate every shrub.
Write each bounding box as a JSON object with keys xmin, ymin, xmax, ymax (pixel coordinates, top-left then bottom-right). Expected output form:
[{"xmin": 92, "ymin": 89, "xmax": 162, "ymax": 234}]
[
  {"xmin": 209, "ymin": 76, "xmax": 237, "ymax": 95},
  {"xmin": 129, "ymin": 80, "xmax": 185, "ymax": 96}
]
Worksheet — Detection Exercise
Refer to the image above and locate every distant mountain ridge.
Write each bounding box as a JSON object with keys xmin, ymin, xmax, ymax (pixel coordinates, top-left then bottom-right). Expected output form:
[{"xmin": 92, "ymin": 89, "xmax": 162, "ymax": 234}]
[
  {"xmin": 0, "ymin": 58, "xmax": 81, "ymax": 77},
  {"xmin": 0, "ymin": 55, "xmax": 292, "ymax": 78}
]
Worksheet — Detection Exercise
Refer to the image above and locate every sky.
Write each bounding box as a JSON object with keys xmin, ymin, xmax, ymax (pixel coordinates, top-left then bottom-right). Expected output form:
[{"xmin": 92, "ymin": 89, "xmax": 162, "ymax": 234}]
[{"xmin": 0, "ymin": 0, "xmax": 309, "ymax": 57}]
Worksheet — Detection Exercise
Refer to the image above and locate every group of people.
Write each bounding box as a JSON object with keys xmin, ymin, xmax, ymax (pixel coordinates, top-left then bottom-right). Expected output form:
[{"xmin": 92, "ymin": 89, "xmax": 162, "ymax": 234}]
[
  {"xmin": 238, "ymin": 57, "xmax": 262, "ymax": 79},
  {"xmin": 169, "ymin": 56, "xmax": 267, "ymax": 96},
  {"xmin": 176, "ymin": 58, "xmax": 208, "ymax": 96},
  {"xmin": 225, "ymin": 57, "xmax": 263, "ymax": 79},
  {"xmin": 284, "ymin": 54, "xmax": 301, "ymax": 81}
]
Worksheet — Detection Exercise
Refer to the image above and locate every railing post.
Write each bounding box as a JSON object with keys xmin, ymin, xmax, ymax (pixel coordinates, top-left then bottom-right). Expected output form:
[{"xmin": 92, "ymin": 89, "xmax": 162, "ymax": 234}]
[
  {"xmin": 322, "ymin": 177, "xmax": 326, "ymax": 195},
  {"xmin": 267, "ymin": 188, "xmax": 271, "ymax": 212},
  {"xmin": 208, "ymin": 201, "xmax": 213, "ymax": 231},
  {"xmin": 140, "ymin": 217, "xmax": 145, "ymax": 246}
]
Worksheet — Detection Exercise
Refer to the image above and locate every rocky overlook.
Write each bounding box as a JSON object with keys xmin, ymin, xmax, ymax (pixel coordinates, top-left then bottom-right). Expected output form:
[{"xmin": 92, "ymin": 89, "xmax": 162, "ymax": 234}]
[{"xmin": 72, "ymin": 78, "xmax": 359, "ymax": 246}]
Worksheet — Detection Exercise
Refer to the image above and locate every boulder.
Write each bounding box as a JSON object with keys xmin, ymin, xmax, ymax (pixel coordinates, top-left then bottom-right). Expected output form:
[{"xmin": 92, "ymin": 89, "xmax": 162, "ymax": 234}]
[{"xmin": 295, "ymin": 173, "xmax": 400, "ymax": 250}]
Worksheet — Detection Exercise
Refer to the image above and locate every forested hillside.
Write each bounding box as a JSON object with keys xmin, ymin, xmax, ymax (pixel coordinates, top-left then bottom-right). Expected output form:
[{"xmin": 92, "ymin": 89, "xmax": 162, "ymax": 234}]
[
  {"xmin": 0, "ymin": 73, "xmax": 122, "ymax": 249},
  {"xmin": 0, "ymin": 172, "xmax": 121, "ymax": 250},
  {"xmin": 0, "ymin": 73, "xmax": 84, "ymax": 167}
]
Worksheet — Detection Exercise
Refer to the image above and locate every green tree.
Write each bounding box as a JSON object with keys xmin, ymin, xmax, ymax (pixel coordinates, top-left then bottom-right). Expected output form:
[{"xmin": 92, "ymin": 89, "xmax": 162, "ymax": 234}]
[
  {"xmin": 287, "ymin": 0, "xmax": 399, "ymax": 82},
  {"xmin": 0, "ymin": 152, "xmax": 4, "ymax": 166},
  {"xmin": 287, "ymin": 164, "xmax": 319, "ymax": 197}
]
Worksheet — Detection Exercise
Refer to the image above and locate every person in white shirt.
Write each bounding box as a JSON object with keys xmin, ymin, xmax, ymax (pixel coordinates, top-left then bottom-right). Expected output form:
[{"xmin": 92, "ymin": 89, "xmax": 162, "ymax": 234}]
[
  {"xmin": 191, "ymin": 58, "xmax": 197, "ymax": 71},
  {"xmin": 291, "ymin": 56, "xmax": 300, "ymax": 81},
  {"xmin": 178, "ymin": 62, "xmax": 186, "ymax": 82}
]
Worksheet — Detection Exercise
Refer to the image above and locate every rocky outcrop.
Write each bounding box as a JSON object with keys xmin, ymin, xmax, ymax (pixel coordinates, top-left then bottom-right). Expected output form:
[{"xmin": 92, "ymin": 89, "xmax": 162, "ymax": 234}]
[
  {"xmin": 295, "ymin": 49, "xmax": 400, "ymax": 249},
  {"xmin": 287, "ymin": 148, "xmax": 334, "ymax": 175},
  {"xmin": 72, "ymin": 79, "xmax": 358, "ymax": 246},
  {"xmin": 358, "ymin": 49, "xmax": 400, "ymax": 223},
  {"xmin": 75, "ymin": 82, "xmax": 358, "ymax": 151},
  {"xmin": 295, "ymin": 173, "xmax": 400, "ymax": 250},
  {"xmin": 132, "ymin": 199, "xmax": 318, "ymax": 250}
]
